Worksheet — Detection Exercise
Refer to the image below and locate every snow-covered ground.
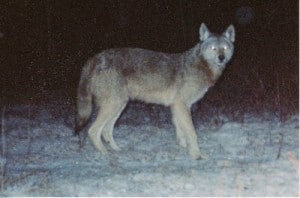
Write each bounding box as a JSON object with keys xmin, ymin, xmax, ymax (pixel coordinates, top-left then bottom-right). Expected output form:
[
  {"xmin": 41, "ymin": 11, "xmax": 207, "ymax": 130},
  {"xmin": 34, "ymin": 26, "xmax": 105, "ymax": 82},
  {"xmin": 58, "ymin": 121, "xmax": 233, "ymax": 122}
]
[{"xmin": 0, "ymin": 97, "xmax": 299, "ymax": 196}]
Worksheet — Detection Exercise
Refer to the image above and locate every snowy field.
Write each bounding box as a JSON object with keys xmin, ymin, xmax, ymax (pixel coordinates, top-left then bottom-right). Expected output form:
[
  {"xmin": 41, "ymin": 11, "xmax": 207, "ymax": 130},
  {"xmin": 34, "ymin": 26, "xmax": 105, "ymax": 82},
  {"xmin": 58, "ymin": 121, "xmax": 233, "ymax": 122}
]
[{"xmin": 0, "ymin": 96, "xmax": 299, "ymax": 196}]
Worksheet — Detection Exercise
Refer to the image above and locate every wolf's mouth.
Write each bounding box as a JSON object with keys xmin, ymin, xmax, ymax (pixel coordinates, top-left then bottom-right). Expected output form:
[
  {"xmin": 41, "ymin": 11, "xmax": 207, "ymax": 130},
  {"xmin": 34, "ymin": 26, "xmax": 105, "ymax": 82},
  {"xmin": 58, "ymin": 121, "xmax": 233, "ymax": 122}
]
[{"xmin": 216, "ymin": 62, "xmax": 225, "ymax": 67}]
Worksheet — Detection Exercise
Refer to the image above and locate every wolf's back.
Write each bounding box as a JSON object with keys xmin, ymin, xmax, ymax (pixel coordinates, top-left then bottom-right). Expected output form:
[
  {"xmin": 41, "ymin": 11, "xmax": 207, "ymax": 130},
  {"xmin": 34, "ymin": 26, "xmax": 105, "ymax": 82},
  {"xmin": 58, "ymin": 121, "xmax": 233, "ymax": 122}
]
[{"xmin": 75, "ymin": 58, "xmax": 94, "ymax": 135}]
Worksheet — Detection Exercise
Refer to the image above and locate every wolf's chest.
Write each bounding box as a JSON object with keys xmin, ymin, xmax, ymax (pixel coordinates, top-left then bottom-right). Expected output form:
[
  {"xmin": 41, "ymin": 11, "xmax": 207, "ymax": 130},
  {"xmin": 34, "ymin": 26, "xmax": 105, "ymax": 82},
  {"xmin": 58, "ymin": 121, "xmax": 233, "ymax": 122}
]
[{"xmin": 179, "ymin": 77, "xmax": 212, "ymax": 106}]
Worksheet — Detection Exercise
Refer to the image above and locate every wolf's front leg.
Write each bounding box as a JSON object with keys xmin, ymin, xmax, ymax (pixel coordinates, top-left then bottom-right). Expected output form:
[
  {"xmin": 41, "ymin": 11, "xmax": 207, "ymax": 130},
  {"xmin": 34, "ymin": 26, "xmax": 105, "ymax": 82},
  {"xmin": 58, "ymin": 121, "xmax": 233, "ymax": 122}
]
[
  {"xmin": 171, "ymin": 101, "xmax": 207, "ymax": 160},
  {"xmin": 171, "ymin": 114, "xmax": 187, "ymax": 148}
]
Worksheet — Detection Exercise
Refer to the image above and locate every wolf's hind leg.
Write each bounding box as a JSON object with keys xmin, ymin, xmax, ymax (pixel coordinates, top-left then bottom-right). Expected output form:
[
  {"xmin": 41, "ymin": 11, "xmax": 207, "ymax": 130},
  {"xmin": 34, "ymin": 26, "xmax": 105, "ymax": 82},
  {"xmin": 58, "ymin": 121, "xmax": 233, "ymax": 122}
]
[
  {"xmin": 102, "ymin": 101, "xmax": 127, "ymax": 151},
  {"xmin": 88, "ymin": 102, "xmax": 119, "ymax": 155}
]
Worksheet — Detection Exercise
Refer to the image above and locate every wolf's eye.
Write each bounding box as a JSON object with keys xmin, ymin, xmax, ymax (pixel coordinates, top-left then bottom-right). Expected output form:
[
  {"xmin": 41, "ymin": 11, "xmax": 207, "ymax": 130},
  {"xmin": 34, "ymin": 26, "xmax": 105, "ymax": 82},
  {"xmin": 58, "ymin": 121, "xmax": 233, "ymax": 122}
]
[{"xmin": 211, "ymin": 46, "xmax": 217, "ymax": 50}]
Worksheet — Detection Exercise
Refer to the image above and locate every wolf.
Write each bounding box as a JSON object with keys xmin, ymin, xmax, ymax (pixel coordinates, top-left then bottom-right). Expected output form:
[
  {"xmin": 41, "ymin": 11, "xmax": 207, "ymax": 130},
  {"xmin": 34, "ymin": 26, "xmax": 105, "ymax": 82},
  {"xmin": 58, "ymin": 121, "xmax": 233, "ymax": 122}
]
[{"xmin": 75, "ymin": 23, "xmax": 235, "ymax": 159}]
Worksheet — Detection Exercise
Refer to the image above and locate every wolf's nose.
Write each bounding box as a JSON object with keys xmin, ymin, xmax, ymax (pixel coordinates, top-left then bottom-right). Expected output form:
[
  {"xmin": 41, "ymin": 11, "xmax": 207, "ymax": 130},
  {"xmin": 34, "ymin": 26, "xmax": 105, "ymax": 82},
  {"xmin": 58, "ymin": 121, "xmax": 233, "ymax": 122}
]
[{"xmin": 218, "ymin": 55, "xmax": 225, "ymax": 62}]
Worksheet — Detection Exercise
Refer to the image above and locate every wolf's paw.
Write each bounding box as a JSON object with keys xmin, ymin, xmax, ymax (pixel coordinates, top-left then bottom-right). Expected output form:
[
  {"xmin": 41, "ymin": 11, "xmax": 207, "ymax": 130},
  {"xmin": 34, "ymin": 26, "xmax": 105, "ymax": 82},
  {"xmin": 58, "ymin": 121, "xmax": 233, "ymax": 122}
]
[
  {"xmin": 92, "ymin": 140, "xmax": 108, "ymax": 155},
  {"xmin": 177, "ymin": 138, "xmax": 187, "ymax": 148},
  {"xmin": 110, "ymin": 143, "xmax": 121, "ymax": 152},
  {"xmin": 98, "ymin": 146, "xmax": 109, "ymax": 155},
  {"xmin": 190, "ymin": 151, "xmax": 208, "ymax": 160}
]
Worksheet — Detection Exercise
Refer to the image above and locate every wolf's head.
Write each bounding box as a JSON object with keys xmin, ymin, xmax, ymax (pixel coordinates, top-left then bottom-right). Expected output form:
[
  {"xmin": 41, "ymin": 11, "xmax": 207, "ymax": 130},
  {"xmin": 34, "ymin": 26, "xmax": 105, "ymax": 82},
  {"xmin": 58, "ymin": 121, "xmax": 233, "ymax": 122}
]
[{"xmin": 199, "ymin": 23, "xmax": 235, "ymax": 68}]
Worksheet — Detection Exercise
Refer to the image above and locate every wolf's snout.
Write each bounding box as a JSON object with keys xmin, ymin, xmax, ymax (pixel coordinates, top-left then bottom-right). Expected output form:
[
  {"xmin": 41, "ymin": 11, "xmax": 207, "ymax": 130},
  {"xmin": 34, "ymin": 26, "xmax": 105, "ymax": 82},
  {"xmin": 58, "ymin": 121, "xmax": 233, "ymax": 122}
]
[{"xmin": 218, "ymin": 55, "xmax": 225, "ymax": 62}]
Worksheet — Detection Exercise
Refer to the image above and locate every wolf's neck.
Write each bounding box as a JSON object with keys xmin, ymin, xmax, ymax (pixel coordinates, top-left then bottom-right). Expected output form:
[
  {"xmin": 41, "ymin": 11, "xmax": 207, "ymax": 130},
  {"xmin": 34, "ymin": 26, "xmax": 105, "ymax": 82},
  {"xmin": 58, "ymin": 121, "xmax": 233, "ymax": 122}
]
[
  {"xmin": 182, "ymin": 44, "xmax": 223, "ymax": 84},
  {"xmin": 199, "ymin": 57, "xmax": 223, "ymax": 84}
]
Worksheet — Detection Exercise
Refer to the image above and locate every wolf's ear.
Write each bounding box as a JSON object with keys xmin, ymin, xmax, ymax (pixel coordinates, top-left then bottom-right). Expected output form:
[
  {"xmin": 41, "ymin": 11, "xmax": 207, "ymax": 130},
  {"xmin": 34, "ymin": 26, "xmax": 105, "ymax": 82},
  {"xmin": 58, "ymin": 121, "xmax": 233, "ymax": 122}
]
[
  {"xmin": 223, "ymin": 24, "xmax": 235, "ymax": 43},
  {"xmin": 199, "ymin": 23, "xmax": 211, "ymax": 42}
]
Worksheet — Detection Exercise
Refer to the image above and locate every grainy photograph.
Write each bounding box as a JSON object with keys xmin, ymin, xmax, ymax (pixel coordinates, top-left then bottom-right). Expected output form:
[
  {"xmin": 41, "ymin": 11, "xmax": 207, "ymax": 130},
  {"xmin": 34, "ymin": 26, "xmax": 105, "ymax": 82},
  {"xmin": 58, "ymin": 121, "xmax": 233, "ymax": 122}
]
[{"xmin": 0, "ymin": 0, "xmax": 298, "ymax": 196}]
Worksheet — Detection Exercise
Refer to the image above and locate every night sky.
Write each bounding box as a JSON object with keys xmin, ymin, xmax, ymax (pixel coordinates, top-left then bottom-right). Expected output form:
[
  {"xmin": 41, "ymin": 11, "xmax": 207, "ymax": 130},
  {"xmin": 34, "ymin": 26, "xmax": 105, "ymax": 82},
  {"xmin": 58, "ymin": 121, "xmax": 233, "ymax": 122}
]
[{"xmin": 0, "ymin": 1, "xmax": 298, "ymax": 109}]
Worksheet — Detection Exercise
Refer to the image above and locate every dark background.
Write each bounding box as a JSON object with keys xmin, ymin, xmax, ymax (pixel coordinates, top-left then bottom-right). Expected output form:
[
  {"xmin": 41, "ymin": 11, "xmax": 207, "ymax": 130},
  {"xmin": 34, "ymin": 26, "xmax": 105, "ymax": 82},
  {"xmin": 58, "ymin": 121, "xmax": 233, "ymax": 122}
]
[{"xmin": 0, "ymin": 0, "xmax": 298, "ymax": 119}]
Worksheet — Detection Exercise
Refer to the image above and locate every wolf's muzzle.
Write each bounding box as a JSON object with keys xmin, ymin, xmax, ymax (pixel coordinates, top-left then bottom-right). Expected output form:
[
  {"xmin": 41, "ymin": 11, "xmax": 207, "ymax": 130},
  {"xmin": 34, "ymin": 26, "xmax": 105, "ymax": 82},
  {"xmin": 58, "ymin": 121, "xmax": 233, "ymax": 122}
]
[{"xmin": 218, "ymin": 55, "xmax": 225, "ymax": 62}]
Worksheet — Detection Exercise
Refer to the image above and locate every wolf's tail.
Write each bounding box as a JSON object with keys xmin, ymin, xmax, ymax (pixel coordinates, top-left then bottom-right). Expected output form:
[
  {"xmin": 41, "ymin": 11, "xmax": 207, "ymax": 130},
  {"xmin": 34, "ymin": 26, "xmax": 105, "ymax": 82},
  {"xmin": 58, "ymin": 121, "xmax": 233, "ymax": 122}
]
[{"xmin": 74, "ymin": 59, "xmax": 94, "ymax": 135}]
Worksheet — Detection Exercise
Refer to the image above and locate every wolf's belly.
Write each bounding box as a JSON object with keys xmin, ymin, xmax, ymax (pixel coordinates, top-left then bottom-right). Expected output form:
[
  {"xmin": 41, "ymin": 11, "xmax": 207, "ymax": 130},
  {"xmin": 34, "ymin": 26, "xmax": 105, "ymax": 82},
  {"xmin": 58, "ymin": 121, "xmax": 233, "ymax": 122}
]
[{"xmin": 126, "ymin": 82, "xmax": 177, "ymax": 106}]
